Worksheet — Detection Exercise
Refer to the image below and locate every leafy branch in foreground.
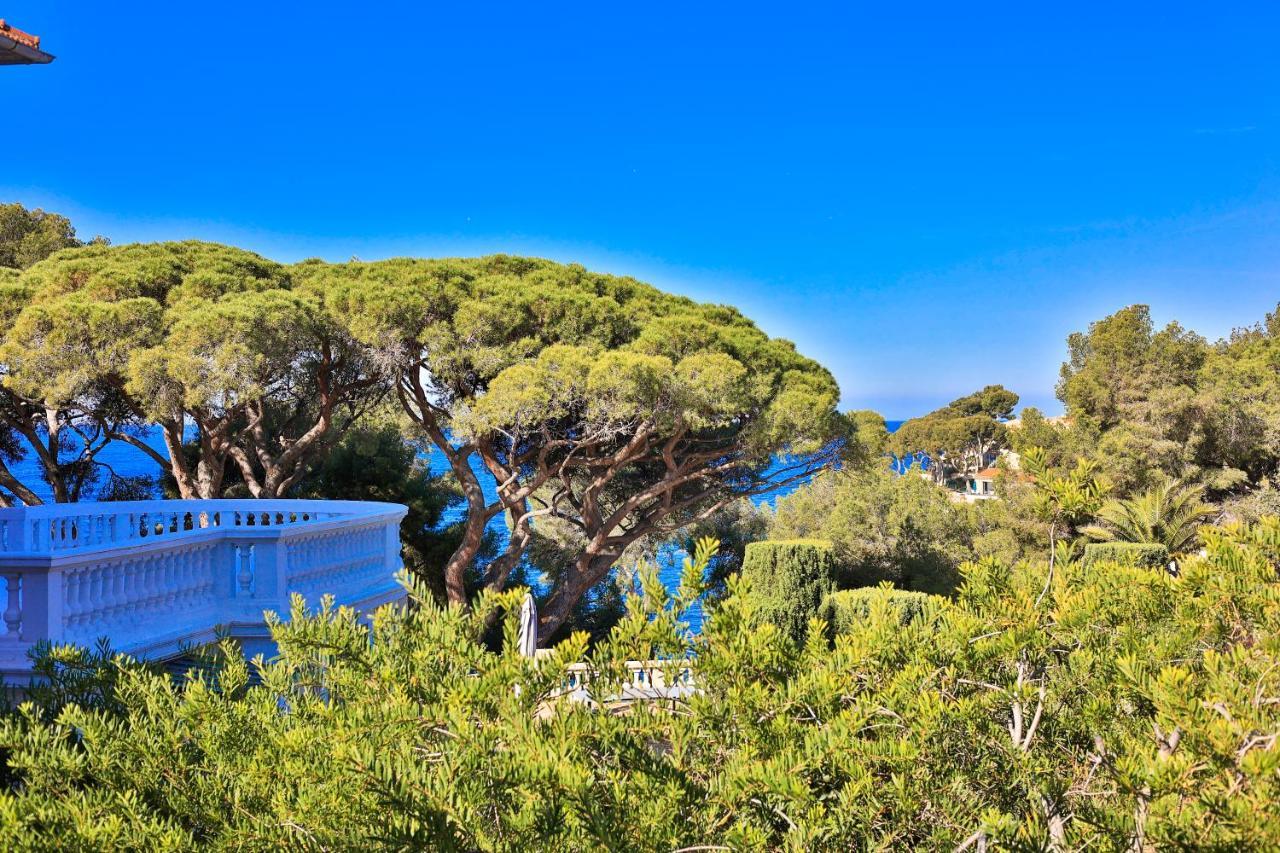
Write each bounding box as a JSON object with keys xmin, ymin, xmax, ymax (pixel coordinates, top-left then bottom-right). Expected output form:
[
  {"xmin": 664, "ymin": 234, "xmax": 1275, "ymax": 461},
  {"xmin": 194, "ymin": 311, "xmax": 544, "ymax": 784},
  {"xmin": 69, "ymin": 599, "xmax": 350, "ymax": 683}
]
[{"xmin": 0, "ymin": 523, "xmax": 1278, "ymax": 850}]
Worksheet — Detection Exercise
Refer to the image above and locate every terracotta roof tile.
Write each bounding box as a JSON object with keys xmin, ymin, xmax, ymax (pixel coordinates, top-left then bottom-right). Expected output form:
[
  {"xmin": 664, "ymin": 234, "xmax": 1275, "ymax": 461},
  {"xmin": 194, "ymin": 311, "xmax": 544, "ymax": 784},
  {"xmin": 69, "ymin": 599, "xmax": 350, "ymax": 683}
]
[{"xmin": 0, "ymin": 20, "xmax": 41, "ymax": 50}]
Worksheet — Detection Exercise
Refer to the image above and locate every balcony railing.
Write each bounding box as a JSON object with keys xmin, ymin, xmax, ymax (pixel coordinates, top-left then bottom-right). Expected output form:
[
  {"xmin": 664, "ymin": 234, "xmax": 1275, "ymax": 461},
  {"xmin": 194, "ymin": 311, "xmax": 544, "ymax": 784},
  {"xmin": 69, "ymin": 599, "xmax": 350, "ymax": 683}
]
[{"xmin": 0, "ymin": 500, "xmax": 407, "ymax": 684}]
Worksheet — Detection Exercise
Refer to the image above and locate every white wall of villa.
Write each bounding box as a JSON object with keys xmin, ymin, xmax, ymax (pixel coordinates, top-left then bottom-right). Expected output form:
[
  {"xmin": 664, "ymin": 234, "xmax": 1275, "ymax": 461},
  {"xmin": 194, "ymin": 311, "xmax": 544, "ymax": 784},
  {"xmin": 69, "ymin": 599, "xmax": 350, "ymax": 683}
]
[{"xmin": 0, "ymin": 500, "xmax": 407, "ymax": 685}]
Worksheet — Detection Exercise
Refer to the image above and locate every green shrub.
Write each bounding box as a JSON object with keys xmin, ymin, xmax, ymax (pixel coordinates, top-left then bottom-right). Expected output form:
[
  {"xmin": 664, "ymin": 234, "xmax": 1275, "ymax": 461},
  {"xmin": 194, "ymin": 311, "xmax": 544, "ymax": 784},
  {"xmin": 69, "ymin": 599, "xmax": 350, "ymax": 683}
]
[
  {"xmin": 740, "ymin": 539, "xmax": 837, "ymax": 643},
  {"xmin": 820, "ymin": 586, "xmax": 937, "ymax": 636},
  {"xmin": 3, "ymin": 524, "xmax": 1280, "ymax": 848},
  {"xmin": 1082, "ymin": 541, "xmax": 1169, "ymax": 570},
  {"xmin": 769, "ymin": 467, "xmax": 972, "ymax": 596}
]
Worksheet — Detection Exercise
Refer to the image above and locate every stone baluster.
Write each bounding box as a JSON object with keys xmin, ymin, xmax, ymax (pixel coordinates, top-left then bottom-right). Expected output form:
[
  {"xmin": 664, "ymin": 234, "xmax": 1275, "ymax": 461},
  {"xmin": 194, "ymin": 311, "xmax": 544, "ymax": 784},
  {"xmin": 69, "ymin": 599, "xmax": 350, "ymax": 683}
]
[
  {"xmin": 152, "ymin": 555, "xmax": 166, "ymax": 610},
  {"xmin": 182, "ymin": 552, "xmax": 196, "ymax": 610},
  {"xmin": 3, "ymin": 572, "xmax": 21, "ymax": 640},
  {"xmin": 115, "ymin": 562, "xmax": 132, "ymax": 631},
  {"xmin": 173, "ymin": 553, "xmax": 187, "ymax": 612},
  {"xmin": 138, "ymin": 555, "xmax": 154, "ymax": 615},
  {"xmin": 197, "ymin": 548, "xmax": 209, "ymax": 604},
  {"xmin": 109, "ymin": 562, "xmax": 124, "ymax": 631},
  {"xmin": 197, "ymin": 547, "xmax": 209, "ymax": 603},
  {"xmin": 131, "ymin": 557, "xmax": 146, "ymax": 615},
  {"xmin": 87, "ymin": 560, "xmax": 104, "ymax": 635},
  {"xmin": 75, "ymin": 566, "xmax": 92, "ymax": 639},
  {"xmin": 74, "ymin": 567, "xmax": 91, "ymax": 637},
  {"xmin": 236, "ymin": 546, "xmax": 255, "ymax": 596},
  {"xmin": 61, "ymin": 568, "xmax": 79, "ymax": 636},
  {"xmin": 122, "ymin": 559, "xmax": 137, "ymax": 623},
  {"xmin": 103, "ymin": 563, "xmax": 120, "ymax": 634},
  {"xmin": 110, "ymin": 562, "xmax": 125, "ymax": 631},
  {"xmin": 161, "ymin": 554, "xmax": 175, "ymax": 612},
  {"xmin": 86, "ymin": 565, "xmax": 104, "ymax": 638}
]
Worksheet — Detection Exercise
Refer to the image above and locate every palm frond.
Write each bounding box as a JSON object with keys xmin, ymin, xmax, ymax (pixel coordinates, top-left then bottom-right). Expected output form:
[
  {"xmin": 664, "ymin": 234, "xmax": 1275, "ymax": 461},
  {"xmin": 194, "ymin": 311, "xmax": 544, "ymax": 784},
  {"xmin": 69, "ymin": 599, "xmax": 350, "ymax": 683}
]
[{"xmin": 1085, "ymin": 478, "xmax": 1215, "ymax": 554}]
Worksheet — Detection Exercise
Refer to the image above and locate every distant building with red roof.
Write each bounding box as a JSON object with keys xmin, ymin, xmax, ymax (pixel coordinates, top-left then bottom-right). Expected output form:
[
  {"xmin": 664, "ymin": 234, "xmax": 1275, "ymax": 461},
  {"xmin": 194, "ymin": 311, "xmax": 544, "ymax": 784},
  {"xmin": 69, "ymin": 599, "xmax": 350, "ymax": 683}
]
[
  {"xmin": 969, "ymin": 467, "xmax": 1000, "ymax": 497},
  {"xmin": 1, "ymin": 19, "xmax": 54, "ymax": 65}
]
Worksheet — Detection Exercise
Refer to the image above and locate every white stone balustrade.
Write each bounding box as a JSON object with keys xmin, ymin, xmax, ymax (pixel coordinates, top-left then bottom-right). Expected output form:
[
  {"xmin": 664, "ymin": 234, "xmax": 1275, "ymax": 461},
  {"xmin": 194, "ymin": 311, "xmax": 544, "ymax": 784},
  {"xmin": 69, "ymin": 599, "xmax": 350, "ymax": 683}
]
[{"xmin": 0, "ymin": 500, "xmax": 407, "ymax": 685}]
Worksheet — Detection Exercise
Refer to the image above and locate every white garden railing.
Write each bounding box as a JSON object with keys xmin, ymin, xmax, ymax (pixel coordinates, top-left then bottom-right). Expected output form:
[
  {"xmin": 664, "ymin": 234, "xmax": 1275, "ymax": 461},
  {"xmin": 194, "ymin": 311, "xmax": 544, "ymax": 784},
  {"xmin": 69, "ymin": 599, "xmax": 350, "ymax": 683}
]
[{"xmin": 0, "ymin": 500, "xmax": 407, "ymax": 684}]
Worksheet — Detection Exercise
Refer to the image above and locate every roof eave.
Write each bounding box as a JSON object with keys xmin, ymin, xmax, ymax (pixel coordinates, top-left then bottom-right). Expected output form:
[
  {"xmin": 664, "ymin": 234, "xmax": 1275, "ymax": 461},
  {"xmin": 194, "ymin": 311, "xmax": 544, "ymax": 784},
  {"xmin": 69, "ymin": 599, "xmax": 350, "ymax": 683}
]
[{"xmin": 0, "ymin": 35, "xmax": 54, "ymax": 65}]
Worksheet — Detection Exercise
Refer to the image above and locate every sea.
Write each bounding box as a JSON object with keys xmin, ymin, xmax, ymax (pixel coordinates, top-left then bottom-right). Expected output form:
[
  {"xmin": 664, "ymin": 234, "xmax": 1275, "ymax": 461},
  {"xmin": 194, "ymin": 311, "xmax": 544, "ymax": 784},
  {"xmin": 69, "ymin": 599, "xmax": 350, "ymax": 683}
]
[{"xmin": 6, "ymin": 421, "xmax": 906, "ymax": 634}]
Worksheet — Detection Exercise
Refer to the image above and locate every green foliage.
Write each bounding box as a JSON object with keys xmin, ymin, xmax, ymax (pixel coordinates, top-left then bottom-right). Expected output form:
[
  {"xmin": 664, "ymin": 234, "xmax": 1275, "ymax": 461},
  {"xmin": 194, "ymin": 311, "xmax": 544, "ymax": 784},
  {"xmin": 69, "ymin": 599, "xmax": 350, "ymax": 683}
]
[
  {"xmin": 1, "ymin": 237, "xmax": 132, "ymax": 506},
  {"xmin": 320, "ymin": 254, "xmax": 844, "ymax": 459},
  {"xmin": 969, "ymin": 481, "xmax": 1049, "ymax": 565},
  {"xmin": 844, "ymin": 408, "xmax": 889, "ymax": 466},
  {"xmin": 678, "ymin": 497, "xmax": 770, "ymax": 599},
  {"xmin": 2, "ymin": 521, "xmax": 1279, "ymax": 849},
  {"xmin": 739, "ymin": 539, "xmax": 837, "ymax": 643},
  {"xmin": 295, "ymin": 424, "xmax": 481, "ymax": 604},
  {"xmin": 313, "ymin": 253, "xmax": 848, "ymax": 632},
  {"xmin": 770, "ymin": 466, "xmax": 974, "ymax": 594},
  {"xmin": 1082, "ymin": 541, "xmax": 1170, "ymax": 570},
  {"xmin": 1221, "ymin": 475, "xmax": 1280, "ymax": 525},
  {"xmin": 1020, "ymin": 448, "xmax": 1108, "ymax": 541},
  {"xmin": 1056, "ymin": 302, "xmax": 1280, "ymax": 496},
  {"xmin": 819, "ymin": 586, "xmax": 937, "ymax": 634},
  {"xmin": 2, "ymin": 247, "xmax": 843, "ymax": 623},
  {"xmin": 3, "ymin": 241, "xmax": 382, "ymax": 500},
  {"xmin": 1059, "ymin": 305, "xmax": 1206, "ymax": 429},
  {"xmin": 1203, "ymin": 516, "xmax": 1280, "ymax": 576},
  {"xmin": 0, "ymin": 203, "xmax": 105, "ymax": 270},
  {"xmin": 1006, "ymin": 406, "xmax": 1094, "ymax": 471},
  {"xmin": 1082, "ymin": 478, "xmax": 1216, "ymax": 554}
]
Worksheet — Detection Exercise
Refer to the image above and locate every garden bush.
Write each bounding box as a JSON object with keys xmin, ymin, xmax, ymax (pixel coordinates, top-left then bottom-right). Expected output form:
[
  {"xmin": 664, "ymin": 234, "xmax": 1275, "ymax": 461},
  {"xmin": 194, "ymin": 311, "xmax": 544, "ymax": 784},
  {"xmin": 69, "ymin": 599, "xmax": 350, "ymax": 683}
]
[
  {"xmin": 738, "ymin": 539, "xmax": 837, "ymax": 643},
  {"xmin": 770, "ymin": 467, "xmax": 972, "ymax": 595},
  {"xmin": 819, "ymin": 586, "xmax": 937, "ymax": 636},
  {"xmin": 1082, "ymin": 541, "xmax": 1170, "ymax": 570}
]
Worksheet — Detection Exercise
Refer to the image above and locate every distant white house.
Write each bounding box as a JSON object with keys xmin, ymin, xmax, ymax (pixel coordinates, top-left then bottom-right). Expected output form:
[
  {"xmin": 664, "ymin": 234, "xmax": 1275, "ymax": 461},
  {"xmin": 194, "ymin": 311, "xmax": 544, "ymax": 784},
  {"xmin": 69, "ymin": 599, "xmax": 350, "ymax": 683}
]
[{"xmin": 963, "ymin": 467, "xmax": 1001, "ymax": 502}]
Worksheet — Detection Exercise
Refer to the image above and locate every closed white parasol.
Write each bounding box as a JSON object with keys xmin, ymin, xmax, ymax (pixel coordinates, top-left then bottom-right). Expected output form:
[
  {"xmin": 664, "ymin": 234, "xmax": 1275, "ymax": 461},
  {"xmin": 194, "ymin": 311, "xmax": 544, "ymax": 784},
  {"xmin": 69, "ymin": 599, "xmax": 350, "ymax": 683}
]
[{"xmin": 517, "ymin": 592, "xmax": 538, "ymax": 657}]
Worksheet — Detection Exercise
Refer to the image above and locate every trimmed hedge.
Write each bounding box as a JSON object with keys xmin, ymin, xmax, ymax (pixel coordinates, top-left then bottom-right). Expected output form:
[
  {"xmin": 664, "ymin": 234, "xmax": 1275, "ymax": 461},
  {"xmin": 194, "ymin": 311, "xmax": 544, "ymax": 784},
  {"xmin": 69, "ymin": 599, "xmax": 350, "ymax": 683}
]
[
  {"xmin": 740, "ymin": 539, "xmax": 837, "ymax": 643},
  {"xmin": 1082, "ymin": 542, "xmax": 1170, "ymax": 570},
  {"xmin": 820, "ymin": 587, "xmax": 938, "ymax": 636}
]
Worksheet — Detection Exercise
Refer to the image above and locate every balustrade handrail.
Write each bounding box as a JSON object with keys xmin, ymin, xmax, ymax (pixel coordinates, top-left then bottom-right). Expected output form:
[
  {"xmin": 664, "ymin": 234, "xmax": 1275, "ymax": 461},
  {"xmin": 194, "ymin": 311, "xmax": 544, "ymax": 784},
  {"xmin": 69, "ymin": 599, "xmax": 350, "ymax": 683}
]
[
  {"xmin": 1, "ymin": 500, "xmax": 408, "ymax": 683},
  {"xmin": 0, "ymin": 499, "xmax": 405, "ymax": 556}
]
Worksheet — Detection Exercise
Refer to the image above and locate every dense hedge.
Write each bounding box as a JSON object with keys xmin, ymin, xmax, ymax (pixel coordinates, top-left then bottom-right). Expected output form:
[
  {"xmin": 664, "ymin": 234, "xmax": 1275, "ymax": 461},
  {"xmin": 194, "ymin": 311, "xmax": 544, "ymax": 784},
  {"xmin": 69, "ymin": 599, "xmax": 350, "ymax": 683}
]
[
  {"xmin": 2, "ymin": 522, "xmax": 1279, "ymax": 848},
  {"xmin": 820, "ymin": 586, "xmax": 937, "ymax": 636},
  {"xmin": 739, "ymin": 539, "xmax": 837, "ymax": 643},
  {"xmin": 1083, "ymin": 541, "xmax": 1170, "ymax": 570}
]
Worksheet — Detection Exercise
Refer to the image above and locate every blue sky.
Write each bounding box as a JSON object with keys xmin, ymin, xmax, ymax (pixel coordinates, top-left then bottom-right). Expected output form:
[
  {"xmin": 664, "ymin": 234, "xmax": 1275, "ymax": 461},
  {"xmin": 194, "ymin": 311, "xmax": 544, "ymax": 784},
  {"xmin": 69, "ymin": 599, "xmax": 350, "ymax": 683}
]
[{"xmin": 4, "ymin": 3, "xmax": 1278, "ymax": 417}]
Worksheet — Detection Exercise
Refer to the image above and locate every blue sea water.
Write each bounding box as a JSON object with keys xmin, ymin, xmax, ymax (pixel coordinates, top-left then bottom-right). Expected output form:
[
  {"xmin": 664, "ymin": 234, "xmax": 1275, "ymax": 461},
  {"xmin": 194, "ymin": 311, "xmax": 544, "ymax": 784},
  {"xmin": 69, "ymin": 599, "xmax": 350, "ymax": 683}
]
[{"xmin": 5, "ymin": 420, "xmax": 908, "ymax": 635}]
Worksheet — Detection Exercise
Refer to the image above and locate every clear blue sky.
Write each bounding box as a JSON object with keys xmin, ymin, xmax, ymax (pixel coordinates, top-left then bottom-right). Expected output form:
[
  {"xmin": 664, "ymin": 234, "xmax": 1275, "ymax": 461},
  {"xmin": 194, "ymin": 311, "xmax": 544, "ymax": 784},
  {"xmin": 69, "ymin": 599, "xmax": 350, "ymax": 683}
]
[{"xmin": 4, "ymin": 3, "xmax": 1278, "ymax": 418}]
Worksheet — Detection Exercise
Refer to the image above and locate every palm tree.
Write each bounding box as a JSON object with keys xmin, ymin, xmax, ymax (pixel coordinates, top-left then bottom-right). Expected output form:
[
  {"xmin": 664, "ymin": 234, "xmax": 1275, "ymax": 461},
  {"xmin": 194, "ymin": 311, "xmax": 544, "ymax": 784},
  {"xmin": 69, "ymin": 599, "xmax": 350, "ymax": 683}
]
[
  {"xmin": 1082, "ymin": 479, "xmax": 1216, "ymax": 554},
  {"xmin": 1022, "ymin": 448, "xmax": 1108, "ymax": 606}
]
